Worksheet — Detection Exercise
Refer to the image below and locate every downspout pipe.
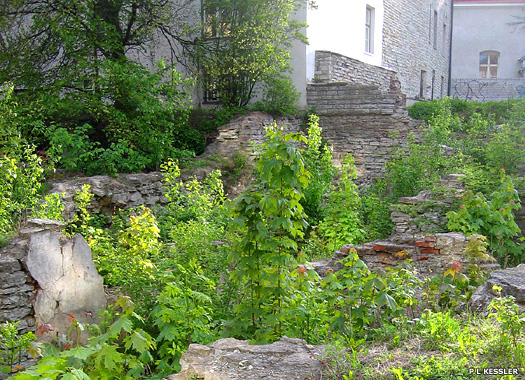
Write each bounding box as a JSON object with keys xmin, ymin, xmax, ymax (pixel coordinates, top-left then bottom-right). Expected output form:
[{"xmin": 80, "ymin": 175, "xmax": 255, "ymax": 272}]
[{"xmin": 448, "ymin": 0, "xmax": 454, "ymax": 96}]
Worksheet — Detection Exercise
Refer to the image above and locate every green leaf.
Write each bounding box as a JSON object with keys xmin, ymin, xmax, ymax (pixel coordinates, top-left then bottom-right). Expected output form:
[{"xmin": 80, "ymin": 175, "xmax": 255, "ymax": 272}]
[
  {"xmin": 124, "ymin": 329, "xmax": 154, "ymax": 353},
  {"xmin": 108, "ymin": 316, "xmax": 134, "ymax": 336},
  {"xmin": 376, "ymin": 292, "xmax": 398, "ymax": 310},
  {"xmin": 94, "ymin": 344, "xmax": 124, "ymax": 371},
  {"xmin": 61, "ymin": 346, "xmax": 96, "ymax": 361},
  {"xmin": 70, "ymin": 369, "xmax": 91, "ymax": 380}
]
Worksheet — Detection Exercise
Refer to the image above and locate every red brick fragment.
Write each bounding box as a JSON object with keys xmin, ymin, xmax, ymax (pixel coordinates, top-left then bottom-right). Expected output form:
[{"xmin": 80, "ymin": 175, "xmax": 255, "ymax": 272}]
[
  {"xmin": 417, "ymin": 256, "xmax": 429, "ymax": 261},
  {"xmin": 420, "ymin": 248, "xmax": 440, "ymax": 254},
  {"xmin": 373, "ymin": 245, "xmax": 386, "ymax": 251},
  {"xmin": 424, "ymin": 234, "xmax": 436, "ymax": 242},
  {"xmin": 416, "ymin": 241, "xmax": 435, "ymax": 248}
]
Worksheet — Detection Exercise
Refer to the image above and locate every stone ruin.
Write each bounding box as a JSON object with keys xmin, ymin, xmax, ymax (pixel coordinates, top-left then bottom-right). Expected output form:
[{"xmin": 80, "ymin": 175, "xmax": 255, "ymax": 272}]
[
  {"xmin": 1, "ymin": 219, "xmax": 106, "ymax": 339},
  {"xmin": 165, "ymin": 337, "xmax": 324, "ymax": 380},
  {"xmin": 312, "ymin": 174, "xmax": 499, "ymax": 276}
]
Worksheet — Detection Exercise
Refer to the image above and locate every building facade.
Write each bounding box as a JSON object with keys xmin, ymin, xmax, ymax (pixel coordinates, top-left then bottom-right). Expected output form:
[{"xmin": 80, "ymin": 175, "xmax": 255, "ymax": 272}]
[
  {"xmin": 451, "ymin": 0, "xmax": 525, "ymax": 101},
  {"xmin": 291, "ymin": 0, "xmax": 453, "ymax": 106}
]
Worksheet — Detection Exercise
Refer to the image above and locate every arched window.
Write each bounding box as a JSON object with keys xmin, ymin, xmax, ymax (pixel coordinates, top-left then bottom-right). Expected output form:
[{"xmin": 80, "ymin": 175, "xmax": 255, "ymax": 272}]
[{"xmin": 479, "ymin": 51, "xmax": 500, "ymax": 79}]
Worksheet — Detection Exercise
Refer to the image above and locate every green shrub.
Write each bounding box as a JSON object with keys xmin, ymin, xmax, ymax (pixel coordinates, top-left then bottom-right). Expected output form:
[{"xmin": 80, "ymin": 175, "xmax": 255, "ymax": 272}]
[
  {"xmin": 301, "ymin": 114, "xmax": 336, "ymax": 227},
  {"xmin": 30, "ymin": 192, "xmax": 65, "ymax": 221},
  {"xmin": 447, "ymin": 170, "xmax": 523, "ymax": 266},
  {"xmin": 253, "ymin": 74, "xmax": 300, "ymax": 117},
  {"xmin": 318, "ymin": 154, "xmax": 367, "ymax": 251},
  {"xmin": 228, "ymin": 124, "xmax": 310, "ymax": 341},
  {"xmin": 13, "ymin": 297, "xmax": 155, "ymax": 380},
  {"xmin": 152, "ymin": 259, "xmax": 216, "ymax": 374},
  {"xmin": 0, "ymin": 321, "xmax": 35, "ymax": 375},
  {"xmin": 0, "ymin": 85, "xmax": 49, "ymax": 239},
  {"xmin": 15, "ymin": 60, "xmax": 198, "ymax": 175}
]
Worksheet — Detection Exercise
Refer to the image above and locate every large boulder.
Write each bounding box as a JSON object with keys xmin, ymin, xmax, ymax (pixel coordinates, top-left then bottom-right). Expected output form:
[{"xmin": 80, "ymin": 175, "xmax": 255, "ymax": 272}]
[
  {"xmin": 470, "ymin": 264, "xmax": 525, "ymax": 313},
  {"xmin": 25, "ymin": 222, "xmax": 106, "ymax": 340},
  {"xmin": 165, "ymin": 337, "xmax": 324, "ymax": 380}
]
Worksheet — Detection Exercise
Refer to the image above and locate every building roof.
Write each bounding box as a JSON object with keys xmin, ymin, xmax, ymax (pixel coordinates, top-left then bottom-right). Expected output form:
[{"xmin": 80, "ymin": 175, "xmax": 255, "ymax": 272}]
[{"xmin": 454, "ymin": 0, "xmax": 525, "ymax": 3}]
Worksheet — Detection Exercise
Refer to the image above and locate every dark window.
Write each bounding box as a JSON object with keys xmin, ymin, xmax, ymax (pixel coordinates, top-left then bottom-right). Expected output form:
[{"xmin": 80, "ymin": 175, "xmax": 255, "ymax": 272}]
[
  {"xmin": 433, "ymin": 10, "xmax": 438, "ymax": 49},
  {"xmin": 420, "ymin": 70, "xmax": 427, "ymax": 99}
]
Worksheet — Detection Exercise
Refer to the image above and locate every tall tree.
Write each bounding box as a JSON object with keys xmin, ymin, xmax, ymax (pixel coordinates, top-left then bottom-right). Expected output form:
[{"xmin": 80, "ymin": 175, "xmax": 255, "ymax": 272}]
[
  {"xmin": 189, "ymin": 0, "xmax": 308, "ymax": 107},
  {"xmin": 0, "ymin": 0, "xmax": 196, "ymax": 91},
  {"xmin": 0, "ymin": 0, "xmax": 200, "ymax": 174}
]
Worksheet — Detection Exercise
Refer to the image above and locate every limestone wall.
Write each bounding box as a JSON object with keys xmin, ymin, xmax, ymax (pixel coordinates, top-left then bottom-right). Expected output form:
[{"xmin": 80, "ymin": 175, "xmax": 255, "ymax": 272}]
[
  {"xmin": 0, "ymin": 220, "xmax": 106, "ymax": 338},
  {"xmin": 48, "ymin": 172, "xmax": 168, "ymax": 221},
  {"xmin": 306, "ymin": 82, "xmax": 397, "ymax": 116},
  {"xmin": 382, "ymin": 0, "xmax": 451, "ymax": 102},
  {"xmin": 313, "ymin": 51, "xmax": 396, "ymax": 94},
  {"xmin": 317, "ymin": 112, "xmax": 421, "ymax": 186},
  {"xmin": 0, "ymin": 239, "xmax": 34, "ymax": 334}
]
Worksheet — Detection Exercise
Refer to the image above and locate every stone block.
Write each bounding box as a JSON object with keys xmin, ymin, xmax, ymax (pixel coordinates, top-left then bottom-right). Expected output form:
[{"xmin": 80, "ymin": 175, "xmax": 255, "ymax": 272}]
[{"xmin": 420, "ymin": 248, "xmax": 440, "ymax": 254}]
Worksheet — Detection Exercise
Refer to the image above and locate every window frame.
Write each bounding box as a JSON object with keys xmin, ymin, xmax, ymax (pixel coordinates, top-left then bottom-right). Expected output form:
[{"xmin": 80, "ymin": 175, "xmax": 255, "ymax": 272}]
[
  {"xmin": 479, "ymin": 51, "xmax": 500, "ymax": 79},
  {"xmin": 365, "ymin": 5, "xmax": 375, "ymax": 54}
]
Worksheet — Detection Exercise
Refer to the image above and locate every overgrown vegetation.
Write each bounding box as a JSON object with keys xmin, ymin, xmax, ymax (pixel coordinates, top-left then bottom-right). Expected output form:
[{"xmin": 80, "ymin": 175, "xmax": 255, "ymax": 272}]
[
  {"xmin": 365, "ymin": 98, "xmax": 524, "ymax": 266},
  {"xmin": 1, "ymin": 78, "xmax": 525, "ymax": 380}
]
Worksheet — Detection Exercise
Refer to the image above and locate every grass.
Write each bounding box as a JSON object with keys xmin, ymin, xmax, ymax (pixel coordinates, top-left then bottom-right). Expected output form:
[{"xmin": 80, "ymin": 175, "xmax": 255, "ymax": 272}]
[{"xmin": 320, "ymin": 309, "xmax": 525, "ymax": 380}]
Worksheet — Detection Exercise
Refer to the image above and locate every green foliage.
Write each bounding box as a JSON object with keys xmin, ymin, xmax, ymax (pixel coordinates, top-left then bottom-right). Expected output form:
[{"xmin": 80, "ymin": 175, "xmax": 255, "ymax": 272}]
[
  {"xmin": 14, "ymin": 297, "xmax": 155, "ymax": 380},
  {"xmin": 463, "ymin": 234, "xmax": 496, "ymax": 285},
  {"xmin": 408, "ymin": 98, "xmax": 519, "ymax": 124},
  {"xmin": 21, "ymin": 61, "xmax": 195, "ymax": 175},
  {"xmin": 228, "ymin": 124, "xmax": 310, "ymax": 341},
  {"xmin": 187, "ymin": 106, "xmax": 245, "ymax": 138},
  {"xmin": 30, "ymin": 193, "xmax": 65, "ymax": 222},
  {"xmin": 161, "ymin": 161, "xmax": 226, "ymax": 226},
  {"xmin": 366, "ymin": 97, "xmax": 524, "ymax": 242},
  {"xmin": 0, "ymin": 322, "xmax": 35, "ymax": 375},
  {"xmin": 94, "ymin": 206, "xmax": 162, "ymax": 314},
  {"xmin": 152, "ymin": 260, "xmax": 216, "ymax": 374},
  {"xmin": 447, "ymin": 171, "xmax": 523, "ymax": 266},
  {"xmin": 319, "ymin": 342, "xmax": 365, "ymax": 380},
  {"xmin": 253, "ymin": 74, "xmax": 300, "ymax": 116},
  {"xmin": 192, "ymin": 0, "xmax": 307, "ymax": 107},
  {"xmin": 318, "ymin": 155, "xmax": 367, "ymax": 251},
  {"xmin": 284, "ymin": 257, "xmax": 330, "ymax": 344},
  {"xmin": 67, "ymin": 185, "xmax": 95, "ymax": 236},
  {"xmin": 301, "ymin": 114, "xmax": 336, "ymax": 227},
  {"xmin": 321, "ymin": 251, "xmax": 404, "ymax": 340},
  {"xmin": 361, "ymin": 181, "xmax": 394, "ymax": 241},
  {"xmin": 2, "ymin": 0, "xmax": 201, "ymax": 176},
  {"xmin": 488, "ymin": 289, "xmax": 525, "ymax": 365},
  {"xmin": 0, "ymin": 85, "xmax": 48, "ymax": 239}
]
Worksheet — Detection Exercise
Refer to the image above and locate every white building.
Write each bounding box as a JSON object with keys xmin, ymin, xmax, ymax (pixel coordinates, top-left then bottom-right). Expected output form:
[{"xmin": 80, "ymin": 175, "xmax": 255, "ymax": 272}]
[
  {"xmin": 451, "ymin": 0, "xmax": 525, "ymax": 101},
  {"xmin": 291, "ymin": 0, "xmax": 452, "ymax": 107}
]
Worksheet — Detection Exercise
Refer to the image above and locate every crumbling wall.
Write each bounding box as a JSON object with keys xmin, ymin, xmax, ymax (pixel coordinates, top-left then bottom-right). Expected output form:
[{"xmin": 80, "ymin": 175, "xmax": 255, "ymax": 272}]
[
  {"xmin": 0, "ymin": 219, "xmax": 106, "ymax": 339},
  {"xmin": 0, "ymin": 238, "xmax": 34, "ymax": 334},
  {"xmin": 312, "ymin": 174, "xmax": 500, "ymax": 276},
  {"xmin": 313, "ymin": 51, "xmax": 396, "ymax": 95}
]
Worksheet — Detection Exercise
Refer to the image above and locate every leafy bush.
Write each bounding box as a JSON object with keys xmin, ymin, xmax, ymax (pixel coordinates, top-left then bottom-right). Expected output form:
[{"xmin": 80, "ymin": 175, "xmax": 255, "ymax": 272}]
[
  {"xmin": 228, "ymin": 124, "xmax": 310, "ymax": 341},
  {"xmin": 30, "ymin": 193, "xmax": 65, "ymax": 221},
  {"xmin": 447, "ymin": 170, "xmax": 524, "ymax": 266},
  {"xmin": 318, "ymin": 154, "xmax": 367, "ymax": 251},
  {"xmin": 13, "ymin": 298, "xmax": 155, "ymax": 380},
  {"xmin": 0, "ymin": 85, "xmax": 49, "ymax": 239},
  {"xmin": 408, "ymin": 98, "xmax": 518, "ymax": 124},
  {"xmin": 253, "ymin": 74, "xmax": 300, "ymax": 117},
  {"xmin": 152, "ymin": 260, "xmax": 216, "ymax": 373},
  {"xmin": 0, "ymin": 322, "xmax": 35, "ymax": 375},
  {"xmin": 16, "ymin": 60, "xmax": 198, "ymax": 175},
  {"xmin": 301, "ymin": 114, "xmax": 336, "ymax": 227}
]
